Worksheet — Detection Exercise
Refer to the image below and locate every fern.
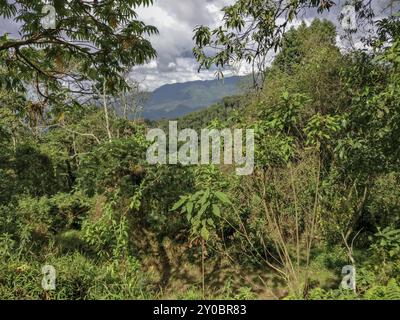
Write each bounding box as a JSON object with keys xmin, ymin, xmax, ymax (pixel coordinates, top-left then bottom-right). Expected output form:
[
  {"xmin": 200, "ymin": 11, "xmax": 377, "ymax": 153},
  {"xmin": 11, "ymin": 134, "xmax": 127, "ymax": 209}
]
[
  {"xmin": 386, "ymin": 279, "xmax": 400, "ymax": 300},
  {"xmin": 364, "ymin": 279, "xmax": 400, "ymax": 300}
]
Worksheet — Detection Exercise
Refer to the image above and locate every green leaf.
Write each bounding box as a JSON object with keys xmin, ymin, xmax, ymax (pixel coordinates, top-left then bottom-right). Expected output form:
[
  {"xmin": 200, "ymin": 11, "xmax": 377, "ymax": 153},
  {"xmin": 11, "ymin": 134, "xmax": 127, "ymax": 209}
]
[
  {"xmin": 198, "ymin": 202, "xmax": 210, "ymax": 216},
  {"xmin": 212, "ymin": 204, "xmax": 221, "ymax": 217},
  {"xmin": 192, "ymin": 191, "xmax": 203, "ymax": 201},
  {"xmin": 201, "ymin": 226, "xmax": 210, "ymax": 241},
  {"xmin": 207, "ymin": 218, "xmax": 215, "ymax": 228},
  {"xmin": 200, "ymin": 188, "xmax": 210, "ymax": 205},
  {"xmin": 214, "ymin": 191, "xmax": 231, "ymax": 205},
  {"xmin": 170, "ymin": 196, "xmax": 187, "ymax": 211},
  {"xmin": 186, "ymin": 201, "xmax": 194, "ymax": 215}
]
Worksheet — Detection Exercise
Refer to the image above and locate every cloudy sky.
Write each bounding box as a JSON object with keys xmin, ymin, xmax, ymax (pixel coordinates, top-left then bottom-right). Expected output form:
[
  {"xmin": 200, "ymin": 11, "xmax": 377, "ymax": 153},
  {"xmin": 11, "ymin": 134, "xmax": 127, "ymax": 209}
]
[
  {"xmin": 133, "ymin": 0, "xmax": 238, "ymax": 90},
  {"xmin": 133, "ymin": 0, "xmax": 398, "ymax": 90},
  {"xmin": 1, "ymin": 1, "xmax": 397, "ymax": 91},
  {"xmin": 133, "ymin": 0, "xmax": 352, "ymax": 90},
  {"xmin": 0, "ymin": 0, "xmax": 239, "ymax": 90}
]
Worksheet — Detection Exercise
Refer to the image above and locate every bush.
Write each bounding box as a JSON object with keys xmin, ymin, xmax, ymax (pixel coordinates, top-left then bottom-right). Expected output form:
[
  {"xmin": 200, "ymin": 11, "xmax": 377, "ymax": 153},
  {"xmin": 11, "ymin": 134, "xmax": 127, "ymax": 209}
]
[{"xmin": 0, "ymin": 253, "xmax": 154, "ymax": 300}]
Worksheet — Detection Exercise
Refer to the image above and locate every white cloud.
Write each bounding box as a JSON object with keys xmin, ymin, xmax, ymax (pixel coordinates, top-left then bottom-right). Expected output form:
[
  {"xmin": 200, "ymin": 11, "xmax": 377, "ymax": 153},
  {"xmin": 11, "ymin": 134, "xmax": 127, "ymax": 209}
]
[{"xmin": 133, "ymin": 0, "xmax": 237, "ymax": 90}]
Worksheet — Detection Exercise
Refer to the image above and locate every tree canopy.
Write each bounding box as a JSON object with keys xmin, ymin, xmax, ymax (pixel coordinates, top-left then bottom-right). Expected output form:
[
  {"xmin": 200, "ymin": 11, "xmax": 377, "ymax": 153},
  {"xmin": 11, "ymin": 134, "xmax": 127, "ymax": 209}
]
[
  {"xmin": 193, "ymin": 0, "xmax": 397, "ymax": 84},
  {"xmin": 0, "ymin": 0, "xmax": 158, "ymax": 100}
]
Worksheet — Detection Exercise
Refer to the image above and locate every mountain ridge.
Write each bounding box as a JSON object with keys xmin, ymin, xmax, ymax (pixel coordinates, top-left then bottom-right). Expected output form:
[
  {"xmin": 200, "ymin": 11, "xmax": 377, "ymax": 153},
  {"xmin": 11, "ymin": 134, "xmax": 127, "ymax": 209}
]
[{"xmin": 142, "ymin": 75, "xmax": 249, "ymax": 120}]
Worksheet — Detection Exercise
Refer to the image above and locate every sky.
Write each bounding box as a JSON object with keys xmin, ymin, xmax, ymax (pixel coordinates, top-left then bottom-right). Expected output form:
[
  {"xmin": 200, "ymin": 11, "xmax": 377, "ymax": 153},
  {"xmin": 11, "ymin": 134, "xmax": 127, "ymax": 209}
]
[
  {"xmin": 132, "ymin": 0, "xmax": 343, "ymax": 90},
  {"xmin": 1, "ymin": 1, "xmax": 398, "ymax": 91},
  {"xmin": 132, "ymin": 0, "xmax": 399, "ymax": 90},
  {"xmin": 0, "ymin": 0, "xmax": 239, "ymax": 90},
  {"xmin": 133, "ymin": 0, "xmax": 239, "ymax": 90}
]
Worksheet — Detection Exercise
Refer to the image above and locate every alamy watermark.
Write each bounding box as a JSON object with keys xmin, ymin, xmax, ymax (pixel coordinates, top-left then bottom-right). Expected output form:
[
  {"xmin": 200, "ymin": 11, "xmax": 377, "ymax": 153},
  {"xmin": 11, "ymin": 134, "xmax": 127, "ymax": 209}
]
[
  {"xmin": 40, "ymin": 0, "xmax": 73, "ymax": 30},
  {"xmin": 341, "ymin": 3, "xmax": 357, "ymax": 31},
  {"xmin": 341, "ymin": 265, "xmax": 356, "ymax": 292},
  {"xmin": 146, "ymin": 121, "xmax": 254, "ymax": 176},
  {"xmin": 41, "ymin": 264, "xmax": 56, "ymax": 291}
]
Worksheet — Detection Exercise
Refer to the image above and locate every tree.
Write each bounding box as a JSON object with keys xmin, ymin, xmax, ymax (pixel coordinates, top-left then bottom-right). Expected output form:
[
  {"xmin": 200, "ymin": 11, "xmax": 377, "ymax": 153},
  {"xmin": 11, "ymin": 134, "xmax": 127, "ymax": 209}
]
[
  {"xmin": 0, "ymin": 0, "xmax": 158, "ymax": 100},
  {"xmin": 192, "ymin": 0, "xmax": 396, "ymax": 86},
  {"xmin": 193, "ymin": 0, "xmax": 334, "ymax": 84},
  {"xmin": 274, "ymin": 19, "xmax": 336, "ymax": 73},
  {"xmin": 171, "ymin": 166, "xmax": 231, "ymax": 298}
]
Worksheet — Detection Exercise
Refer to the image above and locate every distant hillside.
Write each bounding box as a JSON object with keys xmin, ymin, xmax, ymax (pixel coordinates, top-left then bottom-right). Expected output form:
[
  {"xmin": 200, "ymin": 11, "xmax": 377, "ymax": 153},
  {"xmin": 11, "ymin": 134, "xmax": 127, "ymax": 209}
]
[
  {"xmin": 142, "ymin": 75, "xmax": 249, "ymax": 120},
  {"xmin": 154, "ymin": 94, "xmax": 245, "ymax": 132}
]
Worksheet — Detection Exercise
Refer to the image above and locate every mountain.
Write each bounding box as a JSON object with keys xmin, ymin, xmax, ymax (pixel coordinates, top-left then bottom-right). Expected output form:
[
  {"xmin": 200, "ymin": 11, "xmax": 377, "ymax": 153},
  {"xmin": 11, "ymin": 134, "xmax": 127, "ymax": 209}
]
[{"xmin": 142, "ymin": 75, "xmax": 249, "ymax": 120}]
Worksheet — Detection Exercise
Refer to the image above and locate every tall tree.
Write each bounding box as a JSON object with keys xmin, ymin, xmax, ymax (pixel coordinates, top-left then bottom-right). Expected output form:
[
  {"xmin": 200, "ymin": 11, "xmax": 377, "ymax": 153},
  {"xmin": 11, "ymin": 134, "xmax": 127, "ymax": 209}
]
[
  {"xmin": 192, "ymin": 0, "xmax": 398, "ymax": 86},
  {"xmin": 0, "ymin": 0, "xmax": 158, "ymax": 99}
]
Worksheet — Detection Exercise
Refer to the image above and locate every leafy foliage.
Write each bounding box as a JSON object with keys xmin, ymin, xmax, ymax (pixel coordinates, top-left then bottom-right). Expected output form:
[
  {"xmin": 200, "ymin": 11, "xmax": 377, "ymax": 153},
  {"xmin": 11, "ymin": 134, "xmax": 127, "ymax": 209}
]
[
  {"xmin": 0, "ymin": 0, "xmax": 158, "ymax": 99},
  {"xmin": 1, "ymin": 0, "xmax": 400, "ymax": 301}
]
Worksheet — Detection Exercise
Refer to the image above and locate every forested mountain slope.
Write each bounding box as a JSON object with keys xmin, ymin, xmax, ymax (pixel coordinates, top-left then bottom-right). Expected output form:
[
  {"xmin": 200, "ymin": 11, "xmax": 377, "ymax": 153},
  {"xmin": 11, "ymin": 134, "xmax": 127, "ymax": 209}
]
[{"xmin": 142, "ymin": 76, "xmax": 249, "ymax": 120}]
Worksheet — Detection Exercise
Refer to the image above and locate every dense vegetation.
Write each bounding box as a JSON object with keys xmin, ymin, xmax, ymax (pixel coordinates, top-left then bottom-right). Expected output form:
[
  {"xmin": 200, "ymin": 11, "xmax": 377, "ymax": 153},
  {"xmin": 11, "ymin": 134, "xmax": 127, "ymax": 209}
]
[{"xmin": 1, "ymin": 0, "xmax": 400, "ymax": 300}]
